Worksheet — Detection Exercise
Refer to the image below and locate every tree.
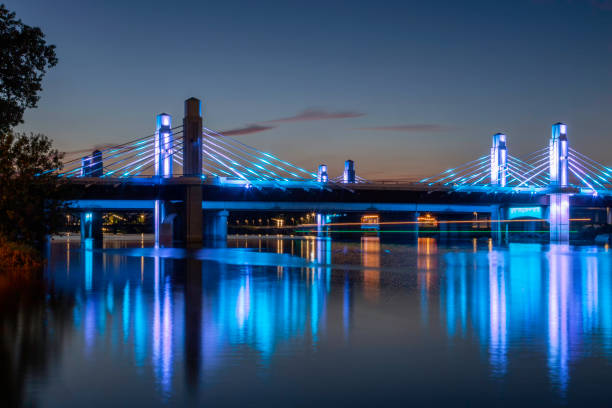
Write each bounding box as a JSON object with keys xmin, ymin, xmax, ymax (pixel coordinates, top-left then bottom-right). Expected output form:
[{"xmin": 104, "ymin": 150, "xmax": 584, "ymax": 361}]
[
  {"xmin": 0, "ymin": 131, "xmax": 67, "ymax": 248},
  {"xmin": 0, "ymin": 4, "xmax": 57, "ymax": 131}
]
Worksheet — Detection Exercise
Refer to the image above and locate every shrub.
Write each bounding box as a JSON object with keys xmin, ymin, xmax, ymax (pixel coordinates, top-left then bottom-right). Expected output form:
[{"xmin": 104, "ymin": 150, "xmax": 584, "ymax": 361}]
[{"xmin": 0, "ymin": 237, "xmax": 44, "ymax": 288}]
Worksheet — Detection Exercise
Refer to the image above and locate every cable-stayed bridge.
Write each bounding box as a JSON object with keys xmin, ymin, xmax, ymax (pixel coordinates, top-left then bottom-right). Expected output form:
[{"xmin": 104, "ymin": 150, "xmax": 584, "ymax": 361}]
[{"xmin": 52, "ymin": 98, "xmax": 612, "ymax": 247}]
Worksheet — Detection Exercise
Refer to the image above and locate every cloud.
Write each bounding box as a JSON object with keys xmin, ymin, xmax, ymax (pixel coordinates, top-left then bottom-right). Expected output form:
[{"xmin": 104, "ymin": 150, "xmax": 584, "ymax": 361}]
[
  {"xmin": 263, "ymin": 108, "xmax": 365, "ymax": 124},
  {"xmin": 213, "ymin": 107, "xmax": 364, "ymax": 137},
  {"xmin": 64, "ymin": 144, "xmax": 115, "ymax": 156},
  {"xmin": 354, "ymin": 124, "xmax": 449, "ymax": 132},
  {"xmin": 218, "ymin": 124, "xmax": 276, "ymax": 136}
]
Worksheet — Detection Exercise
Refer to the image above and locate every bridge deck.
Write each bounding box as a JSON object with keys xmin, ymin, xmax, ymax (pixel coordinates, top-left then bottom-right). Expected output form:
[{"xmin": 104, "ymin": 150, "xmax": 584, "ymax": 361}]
[{"xmin": 61, "ymin": 177, "xmax": 612, "ymax": 213}]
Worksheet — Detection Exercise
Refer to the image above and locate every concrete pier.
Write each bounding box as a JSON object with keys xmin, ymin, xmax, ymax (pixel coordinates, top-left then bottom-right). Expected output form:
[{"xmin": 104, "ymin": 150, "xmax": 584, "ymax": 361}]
[
  {"xmin": 80, "ymin": 211, "xmax": 103, "ymax": 248},
  {"xmin": 204, "ymin": 210, "xmax": 229, "ymax": 241}
]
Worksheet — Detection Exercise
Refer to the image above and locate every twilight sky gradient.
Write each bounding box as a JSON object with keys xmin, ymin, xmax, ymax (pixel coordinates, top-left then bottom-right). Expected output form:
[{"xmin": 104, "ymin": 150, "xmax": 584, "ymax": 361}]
[{"xmin": 7, "ymin": 0, "xmax": 612, "ymax": 179}]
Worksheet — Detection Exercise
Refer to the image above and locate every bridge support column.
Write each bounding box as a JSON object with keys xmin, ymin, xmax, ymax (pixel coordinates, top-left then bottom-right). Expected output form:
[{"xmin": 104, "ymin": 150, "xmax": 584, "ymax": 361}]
[
  {"xmin": 448, "ymin": 220, "xmax": 457, "ymax": 239},
  {"xmin": 80, "ymin": 211, "xmax": 103, "ymax": 248},
  {"xmin": 491, "ymin": 206, "xmax": 503, "ymax": 244},
  {"xmin": 414, "ymin": 212, "xmax": 420, "ymax": 240},
  {"xmin": 316, "ymin": 213, "xmax": 329, "ymax": 236},
  {"xmin": 204, "ymin": 210, "xmax": 229, "ymax": 242},
  {"xmin": 607, "ymin": 207, "xmax": 612, "ymax": 225},
  {"xmin": 439, "ymin": 218, "xmax": 447, "ymax": 242},
  {"xmin": 155, "ymin": 200, "xmax": 173, "ymax": 247},
  {"xmin": 184, "ymin": 185, "xmax": 203, "ymax": 248},
  {"xmin": 549, "ymin": 193, "xmax": 570, "ymax": 243}
]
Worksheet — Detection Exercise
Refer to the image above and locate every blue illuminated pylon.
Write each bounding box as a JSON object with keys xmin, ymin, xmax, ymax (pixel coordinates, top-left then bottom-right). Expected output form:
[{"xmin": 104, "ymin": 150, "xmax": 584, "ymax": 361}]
[
  {"xmin": 155, "ymin": 113, "xmax": 173, "ymax": 178},
  {"xmin": 343, "ymin": 160, "xmax": 355, "ymax": 183},
  {"xmin": 154, "ymin": 113, "xmax": 173, "ymax": 247},
  {"xmin": 549, "ymin": 123, "xmax": 568, "ymax": 187},
  {"xmin": 490, "ymin": 133, "xmax": 507, "ymax": 187},
  {"xmin": 80, "ymin": 150, "xmax": 103, "ymax": 177},
  {"xmin": 317, "ymin": 164, "xmax": 328, "ymax": 182}
]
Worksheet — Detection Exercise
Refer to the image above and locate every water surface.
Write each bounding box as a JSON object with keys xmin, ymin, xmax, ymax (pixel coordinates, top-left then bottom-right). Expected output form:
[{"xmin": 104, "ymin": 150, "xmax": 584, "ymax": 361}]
[{"xmin": 3, "ymin": 236, "xmax": 612, "ymax": 407}]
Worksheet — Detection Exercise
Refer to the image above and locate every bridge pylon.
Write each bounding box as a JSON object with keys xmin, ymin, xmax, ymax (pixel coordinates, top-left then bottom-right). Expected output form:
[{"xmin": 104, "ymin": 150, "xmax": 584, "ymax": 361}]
[
  {"xmin": 154, "ymin": 113, "xmax": 173, "ymax": 247},
  {"xmin": 155, "ymin": 113, "xmax": 173, "ymax": 178},
  {"xmin": 490, "ymin": 133, "xmax": 507, "ymax": 187},
  {"xmin": 317, "ymin": 164, "xmax": 328, "ymax": 182},
  {"xmin": 343, "ymin": 159, "xmax": 355, "ymax": 183},
  {"xmin": 183, "ymin": 97, "xmax": 203, "ymax": 177},
  {"xmin": 81, "ymin": 149, "xmax": 103, "ymax": 177},
  {"xmin": 549, "ymin": 122, "xmax": 569, "ymax": 187}
]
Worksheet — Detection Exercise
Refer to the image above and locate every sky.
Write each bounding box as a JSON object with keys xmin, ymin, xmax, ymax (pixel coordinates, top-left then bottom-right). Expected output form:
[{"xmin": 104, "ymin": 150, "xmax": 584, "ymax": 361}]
[{"xmin": 6, "ymin": 0, "xmax": 612, "ymax": 179}]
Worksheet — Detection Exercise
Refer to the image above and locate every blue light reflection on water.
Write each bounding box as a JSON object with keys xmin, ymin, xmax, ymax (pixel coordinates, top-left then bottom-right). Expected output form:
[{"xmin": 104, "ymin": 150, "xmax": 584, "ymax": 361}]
[{"xmin": 30, "ymin": 237, "xmax": 612, "ymax": 406}]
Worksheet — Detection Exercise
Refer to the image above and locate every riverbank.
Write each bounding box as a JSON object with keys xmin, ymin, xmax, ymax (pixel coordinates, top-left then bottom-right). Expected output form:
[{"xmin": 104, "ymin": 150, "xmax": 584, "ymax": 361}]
[{"xmin": 0, "ymin": 239, "xmax": 44, "ymax": 289}]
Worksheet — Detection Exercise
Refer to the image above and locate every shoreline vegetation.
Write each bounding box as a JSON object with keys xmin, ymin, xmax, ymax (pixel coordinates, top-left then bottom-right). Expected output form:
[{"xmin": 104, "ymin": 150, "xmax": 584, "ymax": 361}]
[
  {"xmin": 0, "ymin": 238, "xmax": 44, "ymax": 290},
  {"xmin": 0, "ymin": 4, "xmax": 59, "ymax": 291}
]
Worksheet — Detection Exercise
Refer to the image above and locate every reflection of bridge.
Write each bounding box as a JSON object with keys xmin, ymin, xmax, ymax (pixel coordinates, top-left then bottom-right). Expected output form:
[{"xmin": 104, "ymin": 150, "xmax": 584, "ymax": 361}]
[
  {"xmin": 52, "ymin": 98, "xmax": 612, "ymax": 247},
  {"xmin": 55, "ymin": 235, "xmax": 612, "ymax": 399}
]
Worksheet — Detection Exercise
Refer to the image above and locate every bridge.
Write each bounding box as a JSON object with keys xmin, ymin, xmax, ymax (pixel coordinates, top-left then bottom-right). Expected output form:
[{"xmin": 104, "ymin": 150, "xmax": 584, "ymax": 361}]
[{"xmin": 49, "ymin": 97, "xmax": 612, "ymax": 247}]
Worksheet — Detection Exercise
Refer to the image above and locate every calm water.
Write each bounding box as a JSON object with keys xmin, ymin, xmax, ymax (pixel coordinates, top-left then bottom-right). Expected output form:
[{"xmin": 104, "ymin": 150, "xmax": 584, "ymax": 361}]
[{"xmin": 3, "ymin": 235, "xmax": 612, "ymax": 407}]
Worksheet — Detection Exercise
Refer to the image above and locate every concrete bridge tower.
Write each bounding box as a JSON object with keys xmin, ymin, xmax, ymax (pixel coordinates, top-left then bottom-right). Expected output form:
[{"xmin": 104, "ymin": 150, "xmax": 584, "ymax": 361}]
[
  {"xmin": 182, "ymin": 98, "xmax": 203, "ymax": 247},
  {"xmin": 549, "ymin": 122, "xmax": 570, "ymax": 242},
  {"xmin": 183, "ymin": 98, "xmax": 203, "ymax": 177},
  {"xmin": 490, "ymin": 133, "xmax": 507, "ymax": 187}
]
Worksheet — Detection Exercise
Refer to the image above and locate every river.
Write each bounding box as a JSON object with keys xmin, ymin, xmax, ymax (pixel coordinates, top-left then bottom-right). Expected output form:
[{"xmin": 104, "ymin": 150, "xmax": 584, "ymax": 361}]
[{"xmin": 3, "ymin": 235, "xmax": 612, "ymax": 407}]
